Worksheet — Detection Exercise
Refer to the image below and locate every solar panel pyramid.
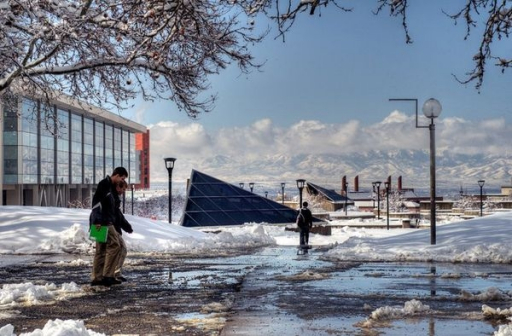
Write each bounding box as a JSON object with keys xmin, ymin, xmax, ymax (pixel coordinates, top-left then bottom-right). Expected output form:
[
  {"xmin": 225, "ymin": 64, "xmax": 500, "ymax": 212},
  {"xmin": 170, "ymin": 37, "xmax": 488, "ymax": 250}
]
[{"xmin": 180, "ymin": 170, "xmax": 300, "ymax": 227}]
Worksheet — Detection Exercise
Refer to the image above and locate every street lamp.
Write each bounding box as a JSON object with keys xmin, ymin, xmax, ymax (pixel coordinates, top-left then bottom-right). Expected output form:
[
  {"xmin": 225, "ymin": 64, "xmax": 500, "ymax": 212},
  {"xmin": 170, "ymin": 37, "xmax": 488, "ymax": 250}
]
[
  {"xmin": 478, "ymin": 179, "xmax": 485, "ymax": 217},
  {"xmin": 372, "ymin": 184, "xmax": 376, "ymax": 209},
  {"xmin": 384, "ymin": 181, "xmax": 390, "ymax": 230},
  {"xmin": 281, "ymin": 182, "xmax": 286, "ymax": 205},
  {"xmin": 131, "ymin": 184, "xmax": 134, "ymax": 215},
  {"xmin": 164, "ymin": 157, "xmax": 176, "ymax": 224},
  {"xmin": 239, "ymin": 182, "xmax": 244, "ymax": 189},
  {"xmin": 265, "ymin": 191, "xmax": 268, "ymax": 198},
  {"xmin": 296, "ymin": 179, "xmax": 306, "ymax": 209},
  {"xmin": 344, "ymin": 182, "xmax": 349, "ymax": 216},
  {"xmin": 249, "ymin": 182, "xmax": 255, "ymax": 193},
  {"xmin": 390, "ymin": 98, "xmax": 442, "ymax": 245},
  {"xmin": 372, "ymin": 181, "xmax": 382, "ymax": 219}
]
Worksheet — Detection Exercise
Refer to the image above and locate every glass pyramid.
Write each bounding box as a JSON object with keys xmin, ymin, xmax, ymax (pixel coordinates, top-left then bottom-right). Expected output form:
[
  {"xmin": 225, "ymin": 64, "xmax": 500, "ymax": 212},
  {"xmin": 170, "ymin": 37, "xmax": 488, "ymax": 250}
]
[{"xmin": 180, "ymin": 170, "xmax": 300, "ymax": 227}]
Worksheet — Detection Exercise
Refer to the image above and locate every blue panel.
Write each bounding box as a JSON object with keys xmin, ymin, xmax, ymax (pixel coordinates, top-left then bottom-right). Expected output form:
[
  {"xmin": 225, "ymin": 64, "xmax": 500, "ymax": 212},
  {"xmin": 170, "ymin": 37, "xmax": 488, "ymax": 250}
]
[{"xmin": 181, "ymin": 170, "xmax": 311, "ymax": 227}]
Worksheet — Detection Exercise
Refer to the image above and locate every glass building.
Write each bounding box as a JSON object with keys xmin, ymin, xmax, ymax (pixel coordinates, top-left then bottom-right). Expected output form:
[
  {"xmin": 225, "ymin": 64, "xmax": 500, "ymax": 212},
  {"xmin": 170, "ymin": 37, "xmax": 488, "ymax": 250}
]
[
  {"xmin": 181, "ymin": 170, "xmax": 301, "ymax": 227},
  {"xmin": 1, "ymin": 95, "xmax": 148, "ymax": 207}
]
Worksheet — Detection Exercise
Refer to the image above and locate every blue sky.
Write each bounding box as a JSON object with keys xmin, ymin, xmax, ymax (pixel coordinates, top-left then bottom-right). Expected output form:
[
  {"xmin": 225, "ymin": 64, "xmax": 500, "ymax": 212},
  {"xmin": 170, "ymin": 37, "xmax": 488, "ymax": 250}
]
[
  {"xmin": 124, "ymin": 1, "xmax": 511, "ymax": 129},
  {"xmin": 118, "ymin": 2, "xmax": 512, "ymax": 184}
]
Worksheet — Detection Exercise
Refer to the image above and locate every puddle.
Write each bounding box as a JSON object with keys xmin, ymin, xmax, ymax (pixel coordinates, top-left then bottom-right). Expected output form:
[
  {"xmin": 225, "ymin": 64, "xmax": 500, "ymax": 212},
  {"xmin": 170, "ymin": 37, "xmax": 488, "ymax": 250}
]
[
  {"xmin": 305, "ymin": 262, "xmax": 512, "ymax": 300},
  {"xmin": 381, "ymin": 318, "xmax": 495, "ymax": 335}
]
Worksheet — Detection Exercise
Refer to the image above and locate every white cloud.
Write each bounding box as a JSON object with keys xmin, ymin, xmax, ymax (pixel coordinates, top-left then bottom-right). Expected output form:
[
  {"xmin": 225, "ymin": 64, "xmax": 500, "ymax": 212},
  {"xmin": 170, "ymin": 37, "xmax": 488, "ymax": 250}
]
[{"xmin": 147, "ymin": 113, "xmax": 512, "ymax": 183}]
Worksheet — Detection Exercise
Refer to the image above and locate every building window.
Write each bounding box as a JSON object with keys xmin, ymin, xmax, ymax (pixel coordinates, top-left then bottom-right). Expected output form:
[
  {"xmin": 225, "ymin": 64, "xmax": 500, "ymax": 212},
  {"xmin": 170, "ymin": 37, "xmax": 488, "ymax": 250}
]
[
  {"xmin": 40, "ymin": 104, "xmax": 55, "ymax": 184},
  {"xmin": 105, "ymin": 124, "xmax": 113, "ymax": 175},
  {"xmin": 20, "ymin": 99, "xmax": 38, "ymax": 183},
  {"xmin": 71, "ymin": 113, "xmax": 82, "ymax": 184},
  {"xmin": 56, "ymin": 109, "xmax": 70, "ymax": 184},
  {"xmin": 83, "ymin": 117, "xmax": 94, "ymax": 184},
  {"xmin": 94, "ymin": 121, "xmax": 105, "ymax": 183}
]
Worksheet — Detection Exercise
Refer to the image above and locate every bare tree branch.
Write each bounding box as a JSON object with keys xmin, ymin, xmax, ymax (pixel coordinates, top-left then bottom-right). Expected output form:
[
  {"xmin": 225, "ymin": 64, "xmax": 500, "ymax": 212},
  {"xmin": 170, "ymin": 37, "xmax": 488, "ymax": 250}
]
[{"xmin": 1, "ymin": 0, "xmax": 512, "ymax": 119}]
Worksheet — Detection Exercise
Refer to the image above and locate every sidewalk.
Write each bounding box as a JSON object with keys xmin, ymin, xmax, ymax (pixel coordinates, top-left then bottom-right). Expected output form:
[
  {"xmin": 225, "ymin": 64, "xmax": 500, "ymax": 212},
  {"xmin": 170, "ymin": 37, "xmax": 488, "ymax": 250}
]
[{"xmin": 1, "ymin": 247, "xmax": 508, "ymax": 335}]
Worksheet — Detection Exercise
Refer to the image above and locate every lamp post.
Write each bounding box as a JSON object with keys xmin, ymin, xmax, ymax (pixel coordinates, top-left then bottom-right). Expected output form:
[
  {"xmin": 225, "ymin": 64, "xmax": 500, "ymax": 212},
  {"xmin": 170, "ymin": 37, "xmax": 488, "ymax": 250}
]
[
  {"xmin": 372, "ymin": 184, "xmax": 376, "ymax": 208},
  {"xmin": 265, "ymin": 191, "xmax": 268, "ymax": 198},
  {"xmin": 281, "ymin": 182, "xmax": 286, "ymax": 204},
  {"xmin": 384, "ymin": 181, "xmax": 390, "ymax": 230},
  {"xmin": 131, "ymin": 184, "xmax": 134, "ymax": 215},
  {"xmin": 164, "ymin": 157, "xmax": 176, "ymax": 224},
  {"xmin": 478, "ymin": 179, "xmax": 485, "ymax": 217},
  {"xmin": 390, "ymin": 98, "xmax": 442, "ymax": 245},
  {"xmin": 372, "ymin": 181, "xmax": 382, "ymax": 219},
  {"xmin": 249, "ymin": 182, "xmax": 254, "ymax": 193},
  {"xmin": 296, "ymin": 179, "xmax": 306, "ymax": 209},
  {"xmin": 344, "ymin": 182, "xmax": 349, "ymax": 216},
  {"xmin": 239, "ymin": 182, "xmax": 244, "ymax": 189}
]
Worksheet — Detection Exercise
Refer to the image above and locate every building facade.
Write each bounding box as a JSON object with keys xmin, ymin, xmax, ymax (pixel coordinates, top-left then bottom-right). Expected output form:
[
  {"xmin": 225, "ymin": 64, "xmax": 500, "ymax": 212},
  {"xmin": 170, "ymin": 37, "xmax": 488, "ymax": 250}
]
[
  {"xmin": 135, "ymin": 130, "xmax": 150, "ymax": 190},
  {"xmin": 1, "ymin": 94, "xmax": 147, "ymax": 207}
]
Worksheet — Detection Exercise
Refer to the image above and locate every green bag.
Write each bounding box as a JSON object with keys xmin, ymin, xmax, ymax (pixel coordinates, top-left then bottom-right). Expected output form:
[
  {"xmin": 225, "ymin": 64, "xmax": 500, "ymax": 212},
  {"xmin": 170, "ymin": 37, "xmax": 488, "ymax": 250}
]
[{"xmin": 89, "ymin": 225, "xmax": 108, "ymax": 243}]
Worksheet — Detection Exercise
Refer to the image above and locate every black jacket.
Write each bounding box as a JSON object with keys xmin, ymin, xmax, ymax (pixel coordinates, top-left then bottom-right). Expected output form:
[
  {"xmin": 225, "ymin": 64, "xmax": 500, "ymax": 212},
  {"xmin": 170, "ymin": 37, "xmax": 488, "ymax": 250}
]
[
  {"xmin": 90, "ymin": 176, "xmax": 116, "ymax": 226},
  {"xmin": 113, "ymin": 193, "xmax": 133, "ymax": 235},
  {"xmin": 300, "ymin": 207, "xmax": 313, "ymax": 229}
]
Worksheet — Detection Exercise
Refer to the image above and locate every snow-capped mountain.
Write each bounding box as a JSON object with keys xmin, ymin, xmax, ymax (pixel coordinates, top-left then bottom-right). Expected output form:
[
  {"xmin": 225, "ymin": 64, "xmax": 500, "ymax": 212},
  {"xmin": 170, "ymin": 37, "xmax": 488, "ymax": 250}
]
[{"xmin": 180, "ymin": 150, "xmax": 512, "ymax": 191}]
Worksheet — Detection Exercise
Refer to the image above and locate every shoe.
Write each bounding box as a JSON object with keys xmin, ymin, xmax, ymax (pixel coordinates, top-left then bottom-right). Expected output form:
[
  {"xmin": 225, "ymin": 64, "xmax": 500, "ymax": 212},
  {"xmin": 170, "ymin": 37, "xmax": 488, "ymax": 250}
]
[
  {"xmin": 103, "ymin": 277, "xmax": 122, "ymax": 287},
  {"xmin": 116, "ymin": 276, "xmax": 127, "ymax": 282},
  {"xmin": 90, "ymin": 279, "xmax": 103, "ymax": 286}
]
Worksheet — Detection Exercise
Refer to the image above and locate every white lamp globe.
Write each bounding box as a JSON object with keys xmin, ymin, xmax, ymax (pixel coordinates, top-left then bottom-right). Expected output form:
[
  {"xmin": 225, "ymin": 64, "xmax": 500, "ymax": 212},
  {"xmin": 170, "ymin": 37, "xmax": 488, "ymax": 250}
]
[{"xmin": 422, "ymin": 98, "xmax": 442, "ymax": 118}]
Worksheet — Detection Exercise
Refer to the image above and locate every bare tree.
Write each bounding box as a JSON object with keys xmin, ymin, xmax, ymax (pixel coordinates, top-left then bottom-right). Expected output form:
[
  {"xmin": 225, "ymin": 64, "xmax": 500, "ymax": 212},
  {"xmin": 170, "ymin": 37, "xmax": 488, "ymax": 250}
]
[
  {"xmin": 0, "ymin": 0, "xmax": 510, "ymax": 120},
  {"xmin": 0, "ymin": 0, "xmax": 273, "ymax": 118},
  {"xmin": 375, "ymin": 0, "xmax": 512, "ymax": 91}
]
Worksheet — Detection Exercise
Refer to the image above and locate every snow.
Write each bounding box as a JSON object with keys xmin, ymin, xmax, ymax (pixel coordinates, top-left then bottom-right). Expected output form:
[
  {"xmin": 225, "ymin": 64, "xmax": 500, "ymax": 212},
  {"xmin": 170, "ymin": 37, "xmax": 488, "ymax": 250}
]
[{"xmin": 1, "ymin": 206, "xmax": 512, "ymax": 334}]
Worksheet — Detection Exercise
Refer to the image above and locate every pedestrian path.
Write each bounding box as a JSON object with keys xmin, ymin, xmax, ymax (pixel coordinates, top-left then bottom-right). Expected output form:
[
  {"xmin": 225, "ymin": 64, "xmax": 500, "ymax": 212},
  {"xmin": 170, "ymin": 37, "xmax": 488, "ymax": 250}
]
[{"xmin": 221, "ymin": 246, "xmax": 507, "ymax": 335}]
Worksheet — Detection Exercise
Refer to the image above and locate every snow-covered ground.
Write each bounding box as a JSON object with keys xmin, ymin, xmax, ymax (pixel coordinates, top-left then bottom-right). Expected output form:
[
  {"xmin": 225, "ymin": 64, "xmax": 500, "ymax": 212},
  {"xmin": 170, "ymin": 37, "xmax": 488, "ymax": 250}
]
[{"xmin": 1, "ymin": 206, "xmax": 512, "ymax": 335}]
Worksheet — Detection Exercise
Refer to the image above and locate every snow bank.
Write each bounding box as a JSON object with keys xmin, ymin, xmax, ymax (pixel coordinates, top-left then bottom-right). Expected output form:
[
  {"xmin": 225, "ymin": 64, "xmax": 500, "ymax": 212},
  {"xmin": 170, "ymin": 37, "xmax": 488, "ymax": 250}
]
[{"xmin": 324, "ymin": 213, "xmax": 512, "ymax": 263}]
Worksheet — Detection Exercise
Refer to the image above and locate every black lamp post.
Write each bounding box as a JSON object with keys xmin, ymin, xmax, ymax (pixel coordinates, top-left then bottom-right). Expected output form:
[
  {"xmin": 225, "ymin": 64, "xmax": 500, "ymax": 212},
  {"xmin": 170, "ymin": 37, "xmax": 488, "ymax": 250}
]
[
  {"xmin": 281, "ymin": 182, "xmax": 286, "ymax": 204},
  {"xmin": 265, "ymin": 191, "xmax": 268, "ymax": 198},
  {"xmin": 372, "ymin": 181, "xmax": 382, "ymax": 219},
  {"xmin": 164, "ymin": 157, "xmax": 176, "ymax": 224},
  {"xmin": 239, "ymin": 182, "xmax": 244, "ymax": 189},
  {"xmin": 384, "ymin": 181, "xmax": 390, "ymax": 230},
  {"xmin": 131, "ymin": 184, "xmax": 134, "ymax": 215},
  {"xmin": 249, "ymin": 182, "xmax": 254, "ymax": 193},
  {"xmin": 478, "ymin": 179, "xmax": 485, "ymax": 217},
  {"xmin": 390, "ymin": 98, "xmax": 442, "ymax": 245},
  {"xmin": 296, "ymin": 179, "xmax": 306, "ymax": 209},
  {"xmin": 344, "ymin": 182, "xmax": 349, "ymax": 216},
  {"xmin": 372, "ymin": 184, "xmax": 376, "ymax": 208}
]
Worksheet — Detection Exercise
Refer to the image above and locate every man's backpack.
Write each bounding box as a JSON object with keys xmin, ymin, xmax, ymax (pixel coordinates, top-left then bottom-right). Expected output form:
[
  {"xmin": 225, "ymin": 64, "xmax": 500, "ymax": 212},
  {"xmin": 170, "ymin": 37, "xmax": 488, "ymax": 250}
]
[{"xmin": 296, "ymin": 210, "xmax": 305, "ymax": 228}]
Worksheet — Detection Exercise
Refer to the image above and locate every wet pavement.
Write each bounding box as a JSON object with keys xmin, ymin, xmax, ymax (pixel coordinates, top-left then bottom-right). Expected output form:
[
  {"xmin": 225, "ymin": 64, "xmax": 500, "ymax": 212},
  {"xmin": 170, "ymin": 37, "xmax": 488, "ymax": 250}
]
[{"xmin": 1, "ymin": 246, "xmax": 511, "ymax": 335}]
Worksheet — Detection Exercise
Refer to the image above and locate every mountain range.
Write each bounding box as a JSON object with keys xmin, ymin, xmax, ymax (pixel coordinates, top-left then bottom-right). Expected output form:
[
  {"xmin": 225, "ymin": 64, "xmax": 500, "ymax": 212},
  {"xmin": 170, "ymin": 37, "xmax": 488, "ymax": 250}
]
[{"xmin": 189, "ymin": 150, "xmax": 511, "ymax": 194}]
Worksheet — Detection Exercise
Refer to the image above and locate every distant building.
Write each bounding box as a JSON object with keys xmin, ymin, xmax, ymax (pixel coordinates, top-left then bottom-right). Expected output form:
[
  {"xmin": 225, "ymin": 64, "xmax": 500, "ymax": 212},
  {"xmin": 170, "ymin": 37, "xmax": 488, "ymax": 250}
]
[
  {"xmin": 305, "ymin": 181, "xmax": 353, "ymax": 212},
  {"xmin": 0, "ymin": 93, "xmax": 147, "ymax": 207},
  {"xmin": 181, "ymin": 170, "xmax": 319, "ymax": 227}
]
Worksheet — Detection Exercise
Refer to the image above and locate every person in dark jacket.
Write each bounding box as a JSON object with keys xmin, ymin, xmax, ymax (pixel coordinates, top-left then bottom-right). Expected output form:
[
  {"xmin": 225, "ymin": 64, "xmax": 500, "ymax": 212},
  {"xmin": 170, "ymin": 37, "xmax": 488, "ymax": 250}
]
[
  {"xmin": 90, "ymin": 167, "xmax": 128, "ymax": 287},
  {"xmin": 113, "ymin": 180, "xmax": 133, "ymax": 282},
  {"xmin": 298, "ymin": 201, "xmax": 313, "ymax": 246}
]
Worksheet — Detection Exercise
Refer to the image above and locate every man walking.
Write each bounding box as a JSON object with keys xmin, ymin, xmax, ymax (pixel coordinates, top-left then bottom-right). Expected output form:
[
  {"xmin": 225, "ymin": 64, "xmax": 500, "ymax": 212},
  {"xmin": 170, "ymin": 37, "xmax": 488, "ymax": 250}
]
[
  {"xmin": 298, "ymin": 201, "xmax": 313, "ymax": 247},
  {"xmin": 90, "ymin": 167, "xmax": 128, "ymax": 287}
]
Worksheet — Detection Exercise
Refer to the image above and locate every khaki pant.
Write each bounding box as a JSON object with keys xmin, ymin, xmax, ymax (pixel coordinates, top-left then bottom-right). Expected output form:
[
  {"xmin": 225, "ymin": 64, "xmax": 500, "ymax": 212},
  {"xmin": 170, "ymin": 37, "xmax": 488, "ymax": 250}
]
[
  {"xmin": 115, "ymin": 235, "xmax": 127, "ymax": 278},
  {"xmin": 91, "ymin": 226, "xmax": 122, "ymax": 281}
]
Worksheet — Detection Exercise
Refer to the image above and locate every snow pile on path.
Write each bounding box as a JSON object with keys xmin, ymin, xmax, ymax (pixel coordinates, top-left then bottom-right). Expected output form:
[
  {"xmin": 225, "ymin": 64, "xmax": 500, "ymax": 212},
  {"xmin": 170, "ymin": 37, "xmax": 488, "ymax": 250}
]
[
  {"xmin": 0, "ymin": 319, "xmax": 105, "ymax": 336},
  {"xmin": 0, "ymin": 282, "xmax": 82, "ymax": 306}
]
